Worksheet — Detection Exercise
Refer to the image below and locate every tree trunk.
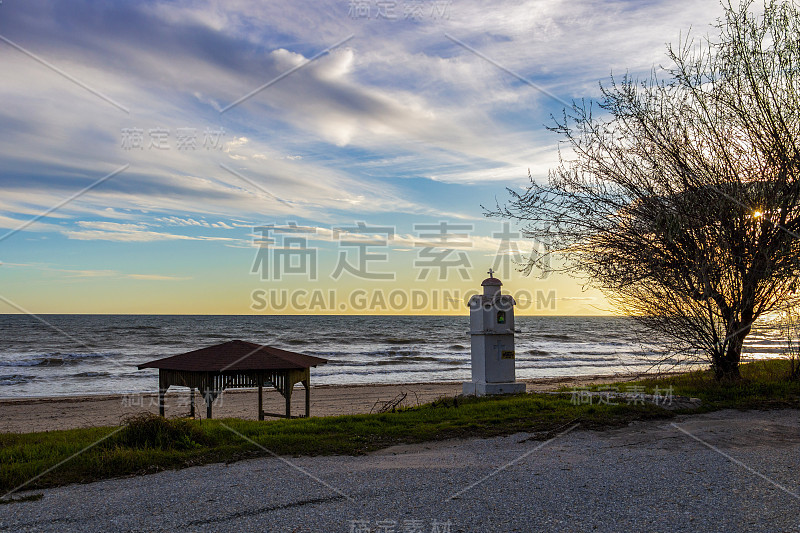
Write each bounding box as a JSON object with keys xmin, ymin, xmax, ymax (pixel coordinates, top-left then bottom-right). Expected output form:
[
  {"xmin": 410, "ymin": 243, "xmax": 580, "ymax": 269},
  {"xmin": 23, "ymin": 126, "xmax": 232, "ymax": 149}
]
[
  {"xmin": 713, "ymin": 354, "xmax": 741, "ymax": 381},
  {"xmin": 713, "ymin": 324, "xmax": 748, "ymax": 381}
]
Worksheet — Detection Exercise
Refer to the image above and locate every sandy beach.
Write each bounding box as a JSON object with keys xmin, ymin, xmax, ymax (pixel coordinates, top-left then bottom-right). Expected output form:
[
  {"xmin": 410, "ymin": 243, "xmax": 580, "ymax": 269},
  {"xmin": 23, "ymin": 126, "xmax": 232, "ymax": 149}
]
[{"xmin": 0, "ymin": 374, "xmax": 655, "ymax": 433}]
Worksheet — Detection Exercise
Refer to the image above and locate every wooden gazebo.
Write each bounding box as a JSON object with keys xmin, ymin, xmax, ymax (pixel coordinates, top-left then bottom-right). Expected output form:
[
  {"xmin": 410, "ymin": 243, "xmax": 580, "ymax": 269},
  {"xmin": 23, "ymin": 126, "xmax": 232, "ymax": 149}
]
[{"xmin": 138, "ymin": 340, "xmax": 327, "ymax": 420}]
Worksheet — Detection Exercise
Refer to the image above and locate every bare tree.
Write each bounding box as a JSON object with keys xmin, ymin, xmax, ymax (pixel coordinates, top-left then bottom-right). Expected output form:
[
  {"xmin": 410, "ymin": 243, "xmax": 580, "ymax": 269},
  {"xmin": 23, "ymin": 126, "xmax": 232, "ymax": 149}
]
[
  {"xmin": 493, "ymin": 1, "xmax": 800, "ymax": 380},
  {"xmin": 780, "ymin": 309, "xmax": 800, "ymax": 379}
]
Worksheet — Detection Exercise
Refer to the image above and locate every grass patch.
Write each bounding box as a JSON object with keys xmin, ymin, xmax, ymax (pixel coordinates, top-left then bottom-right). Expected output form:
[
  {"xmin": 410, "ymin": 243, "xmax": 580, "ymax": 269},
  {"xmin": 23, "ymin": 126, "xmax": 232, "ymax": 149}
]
[
  {"xmin": 113, "ymin": 413, "xmax": 210, "ymax": 450},
  {"xmin": 1, "ymin": 360, "xmax": 797, "ymax": 495},
  {"xmin": 0, "ymin": 395, "xmax": 667, "ymax": 493},
  {"xmin": 578, "ymin": 359, "xmax": 800, "ymax": 411}
]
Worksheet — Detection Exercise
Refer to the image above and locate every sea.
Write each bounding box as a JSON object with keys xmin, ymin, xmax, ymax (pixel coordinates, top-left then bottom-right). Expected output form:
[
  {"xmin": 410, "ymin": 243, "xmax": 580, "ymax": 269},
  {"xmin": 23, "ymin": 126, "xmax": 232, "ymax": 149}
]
[{"xmin": 0, "ymin": 314, "xmax": 789, "ymax": 398}]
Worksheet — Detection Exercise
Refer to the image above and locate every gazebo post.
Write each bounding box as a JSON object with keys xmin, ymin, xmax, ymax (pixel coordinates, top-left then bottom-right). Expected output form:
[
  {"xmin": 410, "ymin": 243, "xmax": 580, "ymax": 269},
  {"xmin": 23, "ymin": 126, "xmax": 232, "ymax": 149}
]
[
  {"xmin": 158, "ymin": 388, "xmax": 165, "ymax": 417},
  {"xmin": 285, "ymin": 382, "xmax": 292, "ymax": 419},
  {"xmin": 204, "ymin": 389, "xmax": 213, "ymax": 419},
  {"xmin": 189, "ymin": 387, "xmax": 195, "ymax": 418},
  {"xmin": 158, "ymin": 369, "xmax": 166, "ymax": 417},
  {"xmin": 303, "ymin": 378, "xmax": 310, "ymax": 418},
  {"xmin": 257, "ymin": 376, "xmax": 264, "ymax": 421}
]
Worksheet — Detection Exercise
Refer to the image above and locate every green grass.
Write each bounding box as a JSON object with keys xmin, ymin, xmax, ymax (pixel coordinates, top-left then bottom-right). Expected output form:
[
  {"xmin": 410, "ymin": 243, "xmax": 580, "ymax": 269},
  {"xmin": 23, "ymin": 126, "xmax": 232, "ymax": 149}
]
[
  {"xmin": 581, "ymin": 358, "xmax": 800, "ymax": 411},
  {"xmin": 1, "ymin": 359, "xmax": 798, "ymax": 498}
]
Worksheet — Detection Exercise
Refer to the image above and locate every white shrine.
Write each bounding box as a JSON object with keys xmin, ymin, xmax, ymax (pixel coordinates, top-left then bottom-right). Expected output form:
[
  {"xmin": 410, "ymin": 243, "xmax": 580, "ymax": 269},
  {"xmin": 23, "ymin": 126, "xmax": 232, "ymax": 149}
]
[{"xmin": 462, "ymin": 269, "xmax": 526, "ymax": 396}]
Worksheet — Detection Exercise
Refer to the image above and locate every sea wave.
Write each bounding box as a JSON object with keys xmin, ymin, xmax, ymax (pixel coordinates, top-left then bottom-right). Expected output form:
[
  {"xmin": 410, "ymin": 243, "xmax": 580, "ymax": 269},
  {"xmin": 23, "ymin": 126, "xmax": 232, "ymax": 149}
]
[
  {"xmin": 539, "ymin": 334, "xmax": 574, "ymax": 341},
  {"xmin": 0, "ymin": 352, "xmax": 112, "ymax": 367},
  {"xmin": 0, "ymin": 374, "xmax": 36, "ymax": 385},
  {"xmin": 74, "ymin": 371, "xmax": 111, "ymax": 378},
  {"xmin": 521, "ymin": 355, "xmax": 621, "ymax": 364},
  {"xmin": 381, "ymin": 337, "xmax": 426, "ymax": 345},
  {"xmin": 0, "ymin": 314, "xmax": 788, "ymax": 398},
  {"xmin": 526, "ymin": 349, "xmax": 550, "ymax": 355},
  {"xmin": 517, "ymin": 360, "xmax": 656, "ymax": 370},
  {"xmin": 326, "ymin": 367, "xmax": 470, "ymax": 377}
]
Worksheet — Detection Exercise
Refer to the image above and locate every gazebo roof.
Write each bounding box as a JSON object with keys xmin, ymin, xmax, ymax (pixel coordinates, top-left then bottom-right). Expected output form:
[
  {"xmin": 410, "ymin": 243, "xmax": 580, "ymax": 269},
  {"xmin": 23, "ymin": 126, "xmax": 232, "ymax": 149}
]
[{"xmin": 138, "ymin": 339, "xmax": 328, "ymax": 372}]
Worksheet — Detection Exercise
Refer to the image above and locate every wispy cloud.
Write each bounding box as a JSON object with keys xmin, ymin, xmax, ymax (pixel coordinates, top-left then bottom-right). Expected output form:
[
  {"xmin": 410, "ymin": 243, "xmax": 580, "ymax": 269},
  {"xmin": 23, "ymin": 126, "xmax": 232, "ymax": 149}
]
[
  {"xmin": 0, "ymin": 0, "xmax": 724, "ymax": 231},
  {"xmin": 13, "ymin": 264, "xmax": 119, "ymax": 278},
  {"xmin": 63, "ymin": 221, "xmax": 238, "ymax": 243},
  {"xmin": 1, "ymin": 262, "xmax": 188, "ymax": 281},
  {"xmin": 156, "ymin": 216, "xmax": 234, "ymax": 229},
  {"xmin": 127, "ymin": 274, "xmax": 191, "ymax": 281},
  {"xmin": 245, "ymin": 223, "xmax": 536, "ymax": 255}
]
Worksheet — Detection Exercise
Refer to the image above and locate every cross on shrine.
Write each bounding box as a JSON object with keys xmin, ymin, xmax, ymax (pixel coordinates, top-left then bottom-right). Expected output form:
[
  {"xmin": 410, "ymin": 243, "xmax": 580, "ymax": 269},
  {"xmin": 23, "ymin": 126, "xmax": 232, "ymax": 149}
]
[
  {"xmin": 487, "ymin": 268, "xmax": 495, "ymax": 278},
  {"xmin": 492, "ymin": 339, "xmax": 504, "ymax": 360}
]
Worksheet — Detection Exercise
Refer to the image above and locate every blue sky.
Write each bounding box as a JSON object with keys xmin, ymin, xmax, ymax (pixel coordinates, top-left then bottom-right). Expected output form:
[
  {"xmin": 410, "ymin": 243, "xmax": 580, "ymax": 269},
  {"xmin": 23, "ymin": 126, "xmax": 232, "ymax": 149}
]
[{"xmin": 0, "ymin": 0, "xmax": 725, "ymax": 314}]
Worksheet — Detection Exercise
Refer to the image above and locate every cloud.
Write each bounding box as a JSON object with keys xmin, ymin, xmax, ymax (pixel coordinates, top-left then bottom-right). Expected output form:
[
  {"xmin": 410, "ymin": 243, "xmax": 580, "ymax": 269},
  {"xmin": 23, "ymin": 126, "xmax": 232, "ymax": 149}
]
[
  {"xmin": 156, "ymin": 216, "xmax": 234, "ymax": 229},
  {"xmin": 0, "ymin": 212, "xmax": 62, "ymax": 234},
  {"xmin": 127, "ymin": 274, "xmax": 191, "ymax": 281},
  {"xmin": 246, "ymin": 222, "xmax": 533, "ymax": 254},
  {"xmin": 2, "ymin": 263, "xmax": 119, "ymax": 277},
  {"xmin": 2, "ymin": 261, "xmax": 190, "ymax": 281},
  {"xmin": 63, "ymin": 221, "xmax": 239, "ymax": 242},
  {"xmin": 0, "ymin": 0, "xmax": 726, "ymax": 235},
  {"xmin": 60, "ymin": 269, "xmax": 119, "ymax": 278}
]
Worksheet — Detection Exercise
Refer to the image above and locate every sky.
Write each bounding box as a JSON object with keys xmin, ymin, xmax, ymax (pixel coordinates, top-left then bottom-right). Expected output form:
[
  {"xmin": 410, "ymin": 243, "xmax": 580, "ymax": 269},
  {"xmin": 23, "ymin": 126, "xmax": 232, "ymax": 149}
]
[{"xmin": 0, "ymin": 0, "xmax": 726, "ymax": 315}]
